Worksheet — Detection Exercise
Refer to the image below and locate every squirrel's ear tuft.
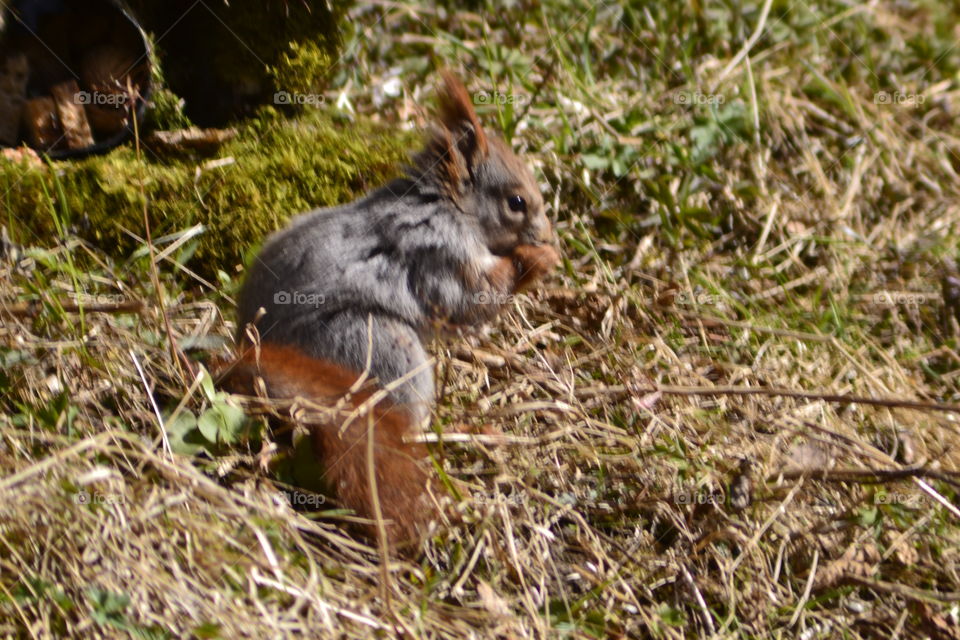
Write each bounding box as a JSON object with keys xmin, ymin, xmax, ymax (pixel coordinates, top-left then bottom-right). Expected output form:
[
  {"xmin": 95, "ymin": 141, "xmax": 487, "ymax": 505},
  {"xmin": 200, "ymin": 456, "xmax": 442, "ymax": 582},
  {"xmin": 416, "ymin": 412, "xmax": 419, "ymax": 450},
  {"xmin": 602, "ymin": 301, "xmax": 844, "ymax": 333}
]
[
  {"xmin": 412, "ymin": 72, "xmax": 489, "ymax": 203},
  {"xmin": 436, "ymin": 71, "xmax": 488, "ymax": 162},
  {"xmin": 420, "ymin": 126, "xmax": 467, "ymax": 201}
]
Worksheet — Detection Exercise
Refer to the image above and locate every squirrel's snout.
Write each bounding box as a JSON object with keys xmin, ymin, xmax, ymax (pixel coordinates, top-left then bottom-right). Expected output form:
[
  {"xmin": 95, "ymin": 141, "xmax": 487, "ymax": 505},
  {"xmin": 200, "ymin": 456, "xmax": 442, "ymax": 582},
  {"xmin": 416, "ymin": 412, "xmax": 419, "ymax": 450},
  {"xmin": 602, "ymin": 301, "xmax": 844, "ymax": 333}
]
[{"xmin": 526, "ymin": 216, "xmax": 554, "ymax": 245}]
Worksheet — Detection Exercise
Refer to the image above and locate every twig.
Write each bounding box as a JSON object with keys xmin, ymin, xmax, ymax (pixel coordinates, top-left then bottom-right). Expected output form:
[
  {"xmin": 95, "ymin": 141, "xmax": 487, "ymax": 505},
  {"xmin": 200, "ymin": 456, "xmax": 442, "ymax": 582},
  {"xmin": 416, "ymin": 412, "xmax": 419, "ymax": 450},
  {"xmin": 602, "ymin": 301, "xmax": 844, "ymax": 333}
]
[
  {"xmin": 789, "ymin": 549, "xmax": 818, "ymax": 627},
  {"xmin": 129, "ymin": 78, "xmax": 190, "ymax": 389},
  {"xmin": 772, "ymin": 466, "xmax": 960, "ymax": 490},
  {"xmin": 250, "ymin": 568, "xmax": 386, "ymax": 629},
  {"xmin": 365, "ymin": 409, "xmax": 393, "ymax": 612},
  {"xmin": 130, "ymin": 350, "xmax": 171, "ymax": 458},
  {"xmin": 0, "ymin": 433, "xmax": 114, "ymax": 492},
  {"xmin": 2, "ymin": 300, "xmax": 143, "ymax": 316},
  {"xmin": 730, "ymin": 480, "xmax": 803, "ymax": 574},
  {"xmin": 840, "ymin": 574, "xmax": 960, "ymax": 603},
  {"xmin": 681, "ymin": 565, "xmax": 716, "ymax": 635},
  {"xmin": 632, "ymin": 384, "xmax": 960, "ymax": 414},
  {"xmin": 713, "ymin": 0, "xmax": 775, "ymax": 89},
  {"xmin": 675, "ymin": 311, "xmax": 831, "ymax": 342},
  {"xmin": 913, "ymin": 478, "xmax": 960, "ymax": 520},
  {"xmin": 790, "ymin": 419, "xmax": 960, "ymax": 521}
]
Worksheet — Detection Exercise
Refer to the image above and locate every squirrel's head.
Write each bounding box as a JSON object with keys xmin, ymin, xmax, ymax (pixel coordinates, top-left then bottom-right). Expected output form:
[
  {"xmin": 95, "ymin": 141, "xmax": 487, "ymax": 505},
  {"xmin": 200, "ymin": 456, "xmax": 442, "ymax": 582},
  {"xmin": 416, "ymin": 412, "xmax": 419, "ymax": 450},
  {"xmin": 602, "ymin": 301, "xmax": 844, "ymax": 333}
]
[{"xmin": 411, "ymin": 72, "xmax": 552, "ymax": 255}]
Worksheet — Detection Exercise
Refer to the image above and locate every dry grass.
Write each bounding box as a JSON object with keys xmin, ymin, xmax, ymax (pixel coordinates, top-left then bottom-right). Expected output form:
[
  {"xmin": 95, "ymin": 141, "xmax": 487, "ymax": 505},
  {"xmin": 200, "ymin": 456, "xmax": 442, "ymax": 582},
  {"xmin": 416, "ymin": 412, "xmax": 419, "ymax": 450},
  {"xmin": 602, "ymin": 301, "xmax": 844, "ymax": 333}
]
[{"xmin": 4, "ymin": 1, "xmax": 960, "ymax": 638}]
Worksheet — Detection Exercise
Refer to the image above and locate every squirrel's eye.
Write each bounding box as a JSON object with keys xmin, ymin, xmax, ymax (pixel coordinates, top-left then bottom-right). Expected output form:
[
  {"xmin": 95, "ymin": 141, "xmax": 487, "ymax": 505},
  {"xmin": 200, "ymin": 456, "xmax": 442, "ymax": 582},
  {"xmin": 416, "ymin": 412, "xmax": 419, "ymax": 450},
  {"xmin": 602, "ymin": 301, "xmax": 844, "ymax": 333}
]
[{"xmin": 507, "ymin": 195, "xmax": 526, "ymax": 213}]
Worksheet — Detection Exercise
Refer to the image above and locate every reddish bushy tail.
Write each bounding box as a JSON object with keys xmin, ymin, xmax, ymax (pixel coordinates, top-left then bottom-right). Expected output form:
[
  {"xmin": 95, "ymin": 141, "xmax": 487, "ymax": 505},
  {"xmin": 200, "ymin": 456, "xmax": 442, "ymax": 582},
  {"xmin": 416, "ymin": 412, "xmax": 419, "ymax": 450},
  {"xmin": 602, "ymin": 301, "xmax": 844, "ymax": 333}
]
[{"xmin": 217, "ymin": 344, "xmax": 440, "ymax": 547}]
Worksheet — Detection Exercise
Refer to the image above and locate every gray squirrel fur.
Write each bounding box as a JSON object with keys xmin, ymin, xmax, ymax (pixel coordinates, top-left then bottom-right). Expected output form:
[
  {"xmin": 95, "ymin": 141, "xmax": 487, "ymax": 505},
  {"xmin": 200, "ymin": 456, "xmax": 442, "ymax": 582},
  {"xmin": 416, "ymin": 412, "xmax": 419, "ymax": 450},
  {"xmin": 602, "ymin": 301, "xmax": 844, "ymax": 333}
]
[{"xmin": 236, "ymin": 72, "xmax": 557, "ymax": 423}]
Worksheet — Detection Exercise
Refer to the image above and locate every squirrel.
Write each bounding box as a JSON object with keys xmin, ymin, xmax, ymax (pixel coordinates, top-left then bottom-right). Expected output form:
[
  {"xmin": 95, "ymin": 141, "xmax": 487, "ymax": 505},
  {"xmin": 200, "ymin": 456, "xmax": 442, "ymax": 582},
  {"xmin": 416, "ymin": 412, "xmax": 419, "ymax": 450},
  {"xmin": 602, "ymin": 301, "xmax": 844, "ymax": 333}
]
[{"xmin": 219, "ymin": 72, "xmax": 560, "ymax": 547}]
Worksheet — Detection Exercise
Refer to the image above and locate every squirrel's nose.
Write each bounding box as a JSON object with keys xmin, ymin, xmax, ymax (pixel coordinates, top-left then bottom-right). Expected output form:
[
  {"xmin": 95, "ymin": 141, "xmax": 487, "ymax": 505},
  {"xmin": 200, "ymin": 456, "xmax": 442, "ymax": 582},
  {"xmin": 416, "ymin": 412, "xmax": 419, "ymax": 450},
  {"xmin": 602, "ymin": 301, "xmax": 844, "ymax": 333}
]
[{"xmin": 526, "ymin": 214, "xmax": 553, "ymax": 245}]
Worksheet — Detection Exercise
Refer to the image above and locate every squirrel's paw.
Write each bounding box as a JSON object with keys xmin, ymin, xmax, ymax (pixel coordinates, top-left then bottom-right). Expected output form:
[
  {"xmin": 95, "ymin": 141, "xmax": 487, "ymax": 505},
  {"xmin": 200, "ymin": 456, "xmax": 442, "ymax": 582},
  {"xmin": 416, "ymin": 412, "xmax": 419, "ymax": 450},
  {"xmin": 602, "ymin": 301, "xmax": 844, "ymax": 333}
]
[{"xmin": 513, "ymin": 244, "xmax": 560, "ymax": 291}]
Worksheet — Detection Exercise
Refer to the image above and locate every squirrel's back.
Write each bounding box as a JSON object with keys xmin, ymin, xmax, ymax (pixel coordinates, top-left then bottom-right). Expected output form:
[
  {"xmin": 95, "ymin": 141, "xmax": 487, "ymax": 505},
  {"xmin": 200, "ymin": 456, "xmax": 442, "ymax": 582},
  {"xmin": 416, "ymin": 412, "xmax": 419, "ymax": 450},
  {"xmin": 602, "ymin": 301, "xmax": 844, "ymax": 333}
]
[{"xmin": 237, "ymin": 178, "xmax": 489, "ymax": 343}]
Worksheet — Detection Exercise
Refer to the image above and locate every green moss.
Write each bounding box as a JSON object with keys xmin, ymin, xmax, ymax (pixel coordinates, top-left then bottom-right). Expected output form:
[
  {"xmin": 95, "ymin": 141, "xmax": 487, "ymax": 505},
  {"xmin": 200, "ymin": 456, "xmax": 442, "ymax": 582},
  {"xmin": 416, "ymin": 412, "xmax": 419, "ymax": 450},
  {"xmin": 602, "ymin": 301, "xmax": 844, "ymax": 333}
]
[
  {"xmin": 141, "ymin": 31, "xmax": 192, "ymax": 131},
  {"xmin": 144, "ymin": 88, "xmax": 192, "ymax": 131},
  {"xmin": 269, "ymin": 41, "xmax": 334, "ymax": 97},
  {"xmin": 3, "ymin": 108, "xmax": 417, "ymax": 277}
]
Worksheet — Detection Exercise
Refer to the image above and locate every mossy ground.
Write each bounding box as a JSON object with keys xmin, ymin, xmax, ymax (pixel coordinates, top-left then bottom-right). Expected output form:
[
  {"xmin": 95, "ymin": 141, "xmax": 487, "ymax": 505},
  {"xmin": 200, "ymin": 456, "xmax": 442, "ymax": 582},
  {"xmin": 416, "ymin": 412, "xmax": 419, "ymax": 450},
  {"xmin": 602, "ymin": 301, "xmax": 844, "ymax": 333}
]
[
  {"xmin": 2, "ymin": 107, "xmax": 415, "ymax": 278},
  {"xmin": 3, "ymin": 1, "xmax": 960, "ymax": 638}
]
